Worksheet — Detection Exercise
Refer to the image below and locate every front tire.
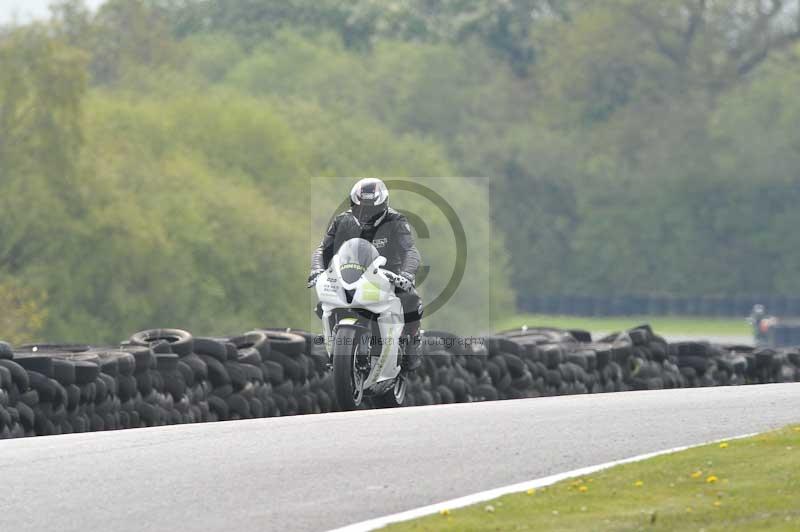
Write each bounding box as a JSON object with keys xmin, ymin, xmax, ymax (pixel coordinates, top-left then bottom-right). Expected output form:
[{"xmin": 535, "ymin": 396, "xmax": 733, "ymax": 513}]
[{"xmin": 333, "ymin": 327, "xmax": 364, "ymax": 411}]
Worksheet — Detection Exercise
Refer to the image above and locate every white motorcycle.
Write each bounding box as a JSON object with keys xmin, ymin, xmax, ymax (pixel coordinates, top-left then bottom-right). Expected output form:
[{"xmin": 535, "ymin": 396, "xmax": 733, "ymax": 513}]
[{"xmin": 314, "ymin": 238, "xmax": 407, "ymax": 410}]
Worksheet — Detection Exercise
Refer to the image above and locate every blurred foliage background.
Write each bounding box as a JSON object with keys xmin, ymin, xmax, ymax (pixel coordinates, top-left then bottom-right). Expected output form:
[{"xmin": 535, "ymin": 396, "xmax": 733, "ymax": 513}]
[{"xmin": 1, "ymin": 0, "xmax": 799, "ymax": 342}]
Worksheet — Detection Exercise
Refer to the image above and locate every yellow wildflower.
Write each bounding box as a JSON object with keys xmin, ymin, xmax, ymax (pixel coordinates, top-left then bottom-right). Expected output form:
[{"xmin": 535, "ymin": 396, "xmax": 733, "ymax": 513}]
[
  {"xmin": 578, "ymin": 486, "xmax": 588, "ymax": 493},
  {"xmin": 439, "ymin": 509, "xmax": 450, "ymax": 516},
  {"xmin": 526, "ymin": 488, "xmax": 536, "ymax": 496},
  {"xmin": 634, "ymin": 480, "xmax": 644, "ymax": 487},
  {"xmin": 706, "ymin": 475, "xmax": 718, "ymax": 484},
  {"xmin": 719, "ymin": 442, "xmax": 729, "ymax": 449},
  {"xmin": 690, "ymin": 471, "xmax": 703, "ymax": 479}
]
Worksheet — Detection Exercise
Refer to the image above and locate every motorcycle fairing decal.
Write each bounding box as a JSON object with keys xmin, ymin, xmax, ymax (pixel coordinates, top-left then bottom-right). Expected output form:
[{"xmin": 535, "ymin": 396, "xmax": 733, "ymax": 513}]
[
  {"xmin": 361, "ymin": 281, "xmax": 381, "ymax": 302},
  {"xmin": 341, "ymin": 263, "xmax": 365, "ymax": 272}
]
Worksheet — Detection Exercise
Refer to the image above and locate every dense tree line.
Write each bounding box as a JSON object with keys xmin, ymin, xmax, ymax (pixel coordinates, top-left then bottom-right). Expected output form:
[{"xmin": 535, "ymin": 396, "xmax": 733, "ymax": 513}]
[{"xmin": 1, "ymin": 0, "xmax": 799, "ymax": 342}]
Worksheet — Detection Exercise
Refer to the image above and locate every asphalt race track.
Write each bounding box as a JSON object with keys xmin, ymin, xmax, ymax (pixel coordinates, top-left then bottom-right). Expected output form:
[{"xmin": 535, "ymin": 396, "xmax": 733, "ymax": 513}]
[{"xmin": 1, "ymin": 383, "xmax": 798, "ymax": 532}]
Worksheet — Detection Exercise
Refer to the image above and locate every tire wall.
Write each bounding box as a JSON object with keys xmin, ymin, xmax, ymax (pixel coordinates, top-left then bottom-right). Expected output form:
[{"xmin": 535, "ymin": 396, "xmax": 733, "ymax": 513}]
[{"xmin": 1, "ymin": 325, "xmax": 799, "ymax": 439}]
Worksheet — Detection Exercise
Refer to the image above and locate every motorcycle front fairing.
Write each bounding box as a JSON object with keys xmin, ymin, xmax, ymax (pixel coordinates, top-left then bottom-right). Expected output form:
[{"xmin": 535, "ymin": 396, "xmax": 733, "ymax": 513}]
[{"xmin": 315, "ymin": 239, "xmax": 405, "ymax": 386}]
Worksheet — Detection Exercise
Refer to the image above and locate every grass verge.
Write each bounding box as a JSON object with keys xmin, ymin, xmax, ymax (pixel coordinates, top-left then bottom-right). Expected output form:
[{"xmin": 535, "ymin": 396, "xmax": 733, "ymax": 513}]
[
  {"xmin": 494, "ymin": 314, "xmax": 751, "ymax": 338},
  {"xmin": 387, "ymin": 425, "xmax": 800, "ymax": 531}
]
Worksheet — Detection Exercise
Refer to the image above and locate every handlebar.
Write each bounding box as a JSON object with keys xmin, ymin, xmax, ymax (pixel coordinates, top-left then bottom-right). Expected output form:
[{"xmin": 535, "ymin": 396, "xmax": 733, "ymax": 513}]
[{"xmin": 381, "ymin": 270, "xmax": 400, "ymax": 284}]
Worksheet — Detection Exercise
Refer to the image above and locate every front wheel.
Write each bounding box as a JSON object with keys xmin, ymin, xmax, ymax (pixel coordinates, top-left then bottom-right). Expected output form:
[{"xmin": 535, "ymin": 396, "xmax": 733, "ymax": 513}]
[{"xmin": 333, "ymin": 327, "xmax": 365, "ymax": 411}]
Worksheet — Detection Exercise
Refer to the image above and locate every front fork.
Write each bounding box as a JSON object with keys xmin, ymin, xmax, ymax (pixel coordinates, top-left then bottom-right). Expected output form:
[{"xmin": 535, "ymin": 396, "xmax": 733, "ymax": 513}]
[
  {"xmin": 321, "ymin": 310, "xmax": 404, "ymax": 383},
  {"xmin": 321, "ymin": 310, "xmax": 369, "ymax": 368}
]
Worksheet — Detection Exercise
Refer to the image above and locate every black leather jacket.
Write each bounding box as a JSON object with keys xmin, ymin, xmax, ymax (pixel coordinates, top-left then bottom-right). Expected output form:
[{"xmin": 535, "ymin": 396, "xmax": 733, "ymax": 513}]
[{"xmin": 311, "ymin": 208, "xmax": 421, "ymax": 276}]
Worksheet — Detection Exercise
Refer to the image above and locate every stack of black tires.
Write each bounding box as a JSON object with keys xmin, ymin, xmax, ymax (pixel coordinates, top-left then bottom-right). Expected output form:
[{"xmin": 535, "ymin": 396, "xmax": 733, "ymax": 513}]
[
  {"xmin": 2, "ymin": 325, "xmax": 800, "ymax": 439},
  {"xmin": 404, "ymin": 325, "xmax": 800, "ymax": 405},
  {"xmin": 0, "ymin": 328, "xmax": 335, "ymax": 438},
  {"xmin": 0, "ymin": 341, "xmax": 130, "ymax": 437}
]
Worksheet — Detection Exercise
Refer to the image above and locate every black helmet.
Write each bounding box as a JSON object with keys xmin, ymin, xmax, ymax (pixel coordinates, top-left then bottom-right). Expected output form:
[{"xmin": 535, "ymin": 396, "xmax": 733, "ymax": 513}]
[{"xmin": 350, "ymin": 178, "xmax": 389, "ymax": 227}]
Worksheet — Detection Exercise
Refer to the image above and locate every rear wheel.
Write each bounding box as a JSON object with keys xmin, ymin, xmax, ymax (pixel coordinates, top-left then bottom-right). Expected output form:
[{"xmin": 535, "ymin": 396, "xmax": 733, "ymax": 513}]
[{"xmin": 333, "ymin": 328, "xmax": 366, "ymax": 411}]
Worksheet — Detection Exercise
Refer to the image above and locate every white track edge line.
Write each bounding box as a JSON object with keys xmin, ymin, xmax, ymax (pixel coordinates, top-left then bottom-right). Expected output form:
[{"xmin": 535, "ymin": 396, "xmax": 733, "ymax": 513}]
[{"xmin": 329, "ymin": 431, "xmax": 759, "ymax": 532}]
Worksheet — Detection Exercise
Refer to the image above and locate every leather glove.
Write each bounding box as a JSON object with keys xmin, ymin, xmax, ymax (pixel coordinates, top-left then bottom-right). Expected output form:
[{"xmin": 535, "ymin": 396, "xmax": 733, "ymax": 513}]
[
  {"xmin": 393, "ymin": 271, "xmax": 415, "ymax": 292},
  {"xmin": 307, "ymin": 269, "xmax": 325, "ymax": 288}
]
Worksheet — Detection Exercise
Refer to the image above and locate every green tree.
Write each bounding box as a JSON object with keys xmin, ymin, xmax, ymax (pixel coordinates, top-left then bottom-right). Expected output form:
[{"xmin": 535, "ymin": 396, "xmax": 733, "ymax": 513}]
[
  {"xmin": 54, "ymin": 0, "xmax": 182, "ymax": 84},
  {"xmin": 0, "ymin": 27, "xmax": 87, "ymax": 274},
  {"xmin": 0, "ymin": 278, "xmax": 48, "ymax": 345}
]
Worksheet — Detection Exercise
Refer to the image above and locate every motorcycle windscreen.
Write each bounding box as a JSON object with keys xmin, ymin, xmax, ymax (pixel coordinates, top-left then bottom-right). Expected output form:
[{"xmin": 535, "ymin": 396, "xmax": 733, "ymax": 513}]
[{"xmin": 337, "ymin": 238, "xmax": 380, "ymax": 285}]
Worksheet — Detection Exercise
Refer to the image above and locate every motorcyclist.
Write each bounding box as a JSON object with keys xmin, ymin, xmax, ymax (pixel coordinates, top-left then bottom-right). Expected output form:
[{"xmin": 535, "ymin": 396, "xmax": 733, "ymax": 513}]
[
  {"xmin": 748, "ymin": 304, "xmax": 770, "ymax": 346},
  {"xmin": 308, "ymin": 178, "xmax": 423, "ymax": 371}
]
